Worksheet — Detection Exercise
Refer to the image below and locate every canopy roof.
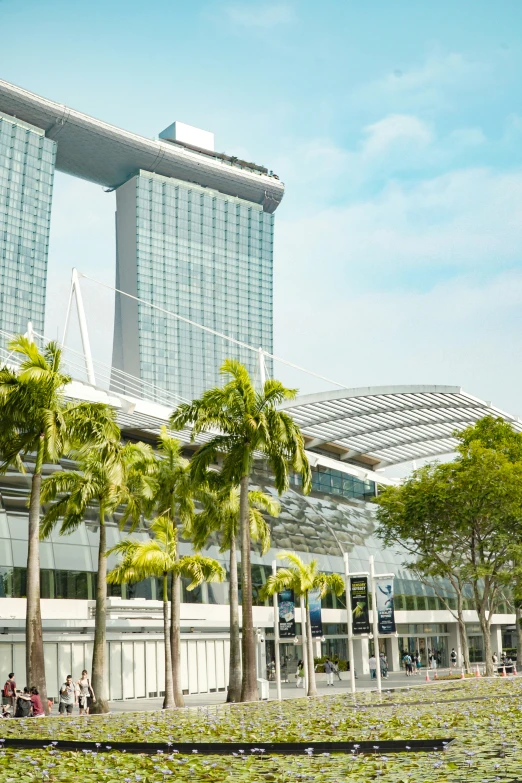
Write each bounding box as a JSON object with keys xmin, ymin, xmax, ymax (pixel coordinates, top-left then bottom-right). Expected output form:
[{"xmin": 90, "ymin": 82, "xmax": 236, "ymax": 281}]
[{"xmin": 281, "ymin": 385, "xmax": 522, "ymax": 467}]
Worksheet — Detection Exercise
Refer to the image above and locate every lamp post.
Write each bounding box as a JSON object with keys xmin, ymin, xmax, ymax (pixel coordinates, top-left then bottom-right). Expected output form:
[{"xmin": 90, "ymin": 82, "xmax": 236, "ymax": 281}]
[
  {"xmin": 300, "ymin": 596, "xmax": 309, "ymax": 694},
  {"xmin": 272, "ymin": 560, "xmax": 282, "ymax": 701},
  {"xmin": 343, "ymin": 551, "xmax": 356, "ymax": 695},
  {"xmin": 369, "ymin": 555, "xmax": 382, "ymax": 694}
]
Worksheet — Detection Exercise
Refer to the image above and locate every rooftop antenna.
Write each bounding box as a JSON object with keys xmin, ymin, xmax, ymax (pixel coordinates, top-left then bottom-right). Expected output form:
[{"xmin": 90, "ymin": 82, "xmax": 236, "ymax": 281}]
[{"xmin": 62, "ymin": 268, "xmax": 96, "ymax": 386}]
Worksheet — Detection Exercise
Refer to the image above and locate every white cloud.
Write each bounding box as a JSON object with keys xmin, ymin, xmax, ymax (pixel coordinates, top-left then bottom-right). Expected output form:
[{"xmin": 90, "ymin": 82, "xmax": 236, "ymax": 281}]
[
  {"xmin": 273, "ymin": 268, "xmax": 522, "ymax": 417},
  {"xmin": 277, "ymin": 166, "xmax": 522, "ymax": 276},
  {"xmin": 274, "ymin": 114, "xmax": 437, "ymax": 202},
  {"xmin": 224, "ymin": 2, "xmax": 294, "ymax": 28},
  {"xmin": 351, "ymin": 52, "xmax": 489, "ymax": 114},
  {"xmin": 361, "ymin": 114, "xmax": 433, "ymax": 157},
  {"xmin": 273, "ymin": 163, "xmax": 522, "ymax": 415}
]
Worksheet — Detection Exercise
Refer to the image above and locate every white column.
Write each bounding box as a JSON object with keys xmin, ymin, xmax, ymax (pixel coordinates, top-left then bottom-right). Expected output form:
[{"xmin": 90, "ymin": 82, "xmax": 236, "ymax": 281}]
[
  {"xmin": 490, "ymin": 625, "xmax": 502, "ymax": 660},
  {"xmin": 387, "ymin": 636, "xmax": 400, "ymax": 672},
  {"xmin": 353, "ymin": 637, "xmax": 370, "ymax": 675},
  {"xmin": 448, "ymin": 623, "xmax": 462, "ymax": 668}
]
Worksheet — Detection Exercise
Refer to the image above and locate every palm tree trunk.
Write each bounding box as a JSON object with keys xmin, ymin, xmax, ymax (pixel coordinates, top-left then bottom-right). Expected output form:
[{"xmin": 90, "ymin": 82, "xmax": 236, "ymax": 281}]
[
  {"xmin": 91, "ymin": 515, "xmax": 109, "ymax": 713},
  {"xmin": 227, "ymin": 531, "xmax": 241, "ymax": 702},
  {"xmin": 305, "ymin": 597, "xmax": 317, "ymax": 697},
  {"xmin": 170, "ymin": 570, "xmax": 184, "ymax": 707},
  {"xmin": 239, "ymin": 473, "xmax": 257, "ymax": 702},
  {"xmin": 162, "ymin": 573, "xmax": 175, "ymax": 709},
  {"xmin": 26, "ymin": 438, "xmax": 48, "ymax": 713}
]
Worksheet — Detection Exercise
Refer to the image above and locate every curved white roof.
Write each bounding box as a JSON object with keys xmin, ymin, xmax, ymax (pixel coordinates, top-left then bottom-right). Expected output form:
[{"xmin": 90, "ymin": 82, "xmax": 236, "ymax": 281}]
[
  {"xmin": 0, "ymin": 79, "xmax": 284, "ymax": 212},
  {"xmin": 281, "ymin": 385, "xmax": 522, "ymax": 467}
]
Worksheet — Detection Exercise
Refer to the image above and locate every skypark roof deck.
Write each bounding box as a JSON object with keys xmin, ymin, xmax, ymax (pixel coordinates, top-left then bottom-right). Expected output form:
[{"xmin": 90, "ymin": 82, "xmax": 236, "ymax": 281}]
[{"xmin": 0, "ymin": 78, "xmax": 284, "ymax": 212}]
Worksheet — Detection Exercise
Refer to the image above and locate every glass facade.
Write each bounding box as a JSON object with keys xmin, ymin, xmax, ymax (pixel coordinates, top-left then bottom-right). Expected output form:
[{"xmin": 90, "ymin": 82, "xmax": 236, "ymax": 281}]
[
  {"xmin": 0, "ymin": 112, "xmax": 56, "ymax": 340},
  {"xmin": 0, "ymin": 462, "xmax": 454, "ymax": 607},
  {"xmin": 114, "ymin": 171, "xmax": 274, "ymax": 401}
]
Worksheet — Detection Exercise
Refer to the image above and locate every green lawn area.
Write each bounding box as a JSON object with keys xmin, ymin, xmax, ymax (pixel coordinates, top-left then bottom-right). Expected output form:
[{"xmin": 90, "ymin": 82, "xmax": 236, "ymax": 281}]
[{"xmin": 1, "ymin": 678, "xmax": 522, "ymax": 781}]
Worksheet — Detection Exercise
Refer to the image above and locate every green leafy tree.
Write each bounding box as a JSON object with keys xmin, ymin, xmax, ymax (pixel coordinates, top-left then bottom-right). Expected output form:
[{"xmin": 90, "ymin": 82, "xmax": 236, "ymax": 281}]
[
  {"xmin": 0, "ymin": 336, "xmax": 119, "ymax": 711},
  {"xmin": 376, "ymin": 416, "xmax": 522, "ymax": 677},
  {"xmin": 40, "ymin": 439, "xmax": 154, "ymax": 712},
  {"xmin": 107, "ymin": 517, "xmax": 225, "ymax": 709},
  {"xmin": 375, "ymin": 462, "xmax": 472, "ymax": 672},
  {"xmin": 262, "ymin": 552, "xmax": 344, "ymax": 697},
  {"xmin": 192, "ymin": 476, "xmax": 280, "ymax": 702},
  {"xmin": 170, "ymin": 359, "xmax": 311, "ymax": 702}
]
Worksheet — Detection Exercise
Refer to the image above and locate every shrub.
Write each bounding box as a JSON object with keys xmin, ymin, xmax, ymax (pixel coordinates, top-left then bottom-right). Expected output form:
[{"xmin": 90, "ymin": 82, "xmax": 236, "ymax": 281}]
[{"xmin": 313, "ymin": 655, "xmax": 349, "ymax": 673}]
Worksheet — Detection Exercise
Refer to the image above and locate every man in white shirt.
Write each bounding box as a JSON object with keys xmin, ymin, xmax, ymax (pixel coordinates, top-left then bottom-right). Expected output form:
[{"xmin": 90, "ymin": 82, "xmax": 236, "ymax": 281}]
[{"xmin": 369, "ymin": 654, "xmax": 377, "ymax": 679}]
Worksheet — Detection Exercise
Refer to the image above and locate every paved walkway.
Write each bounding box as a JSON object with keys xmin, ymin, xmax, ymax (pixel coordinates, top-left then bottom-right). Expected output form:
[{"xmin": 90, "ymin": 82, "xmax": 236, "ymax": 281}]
[{"xmin": 108, "ymin": 669, "xmax": 444, "ymax": 712}]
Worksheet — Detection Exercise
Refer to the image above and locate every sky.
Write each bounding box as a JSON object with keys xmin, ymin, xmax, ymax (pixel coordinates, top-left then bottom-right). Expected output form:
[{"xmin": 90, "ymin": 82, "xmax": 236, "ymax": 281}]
[{"xmin": 1, "ymin": 0, "xmax": 522, "ymax": 415}]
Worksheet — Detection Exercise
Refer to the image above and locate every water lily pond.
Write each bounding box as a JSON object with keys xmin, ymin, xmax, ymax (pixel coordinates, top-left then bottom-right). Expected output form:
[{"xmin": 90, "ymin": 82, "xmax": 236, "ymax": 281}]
[{"xmin": 2, "ymin": 678, "xmax": 522, "ymax": 781}]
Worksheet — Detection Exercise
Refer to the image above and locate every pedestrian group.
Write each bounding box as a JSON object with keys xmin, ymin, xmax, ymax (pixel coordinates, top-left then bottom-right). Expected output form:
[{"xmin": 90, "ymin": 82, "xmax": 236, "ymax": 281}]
[{"xmin": 2, "ymin": 670, "xmax": 95, "ymax": 718}]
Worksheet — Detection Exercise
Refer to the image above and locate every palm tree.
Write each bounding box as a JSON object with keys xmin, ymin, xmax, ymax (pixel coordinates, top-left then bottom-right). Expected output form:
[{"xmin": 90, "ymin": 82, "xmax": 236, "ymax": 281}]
[
  {"xmin": 263, "ymin": 552, "xmax": 344, "ymax": 697},
  {"xmin": 140, "ymin": 427, "xmax": 197, "ymax": 707},
  {"xmin": 170, "ymin": 360, "xmax": 311, "ymax": 702},
  {"xmin": 40, "ymin": 439, "xmax": 154, "ymax": 713},
  {"xmin": 0, "ymin": 336, "xmax": 119, "ymax": 711},
  {"xmin": 107, "ymin": 517, "xmax": 225, "ymax": 709},
  {"xmin": 192, "ymin": 477, "xmax": 280, "ymax": 702}
]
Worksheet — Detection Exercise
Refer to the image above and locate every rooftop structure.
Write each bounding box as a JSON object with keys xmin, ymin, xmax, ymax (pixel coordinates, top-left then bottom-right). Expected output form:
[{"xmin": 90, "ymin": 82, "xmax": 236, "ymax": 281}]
[
  {"xmin": 0, "ymin": 79, "xmax": 284, "ymax": 212},
  {"xmin": 282, "ymin": 385, "xmax": 522, "ymax": 467},
  {"xmin": 0, "ymin": 78, "xmax": 283, "ymax": 399}
]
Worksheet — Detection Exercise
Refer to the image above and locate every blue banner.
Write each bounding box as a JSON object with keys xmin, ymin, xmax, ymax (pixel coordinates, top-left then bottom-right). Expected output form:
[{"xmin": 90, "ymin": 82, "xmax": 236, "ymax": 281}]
[
  {"xmin": 308, "ymin": 588, "xmax": 323, "ymax": 638},
  {"xmin": 278, "ymin": 589, "xmax": 296, "ymax": 638},
  {"xmin": 376, "ymin": 577, "xmax": 396, "ymax": 634}
]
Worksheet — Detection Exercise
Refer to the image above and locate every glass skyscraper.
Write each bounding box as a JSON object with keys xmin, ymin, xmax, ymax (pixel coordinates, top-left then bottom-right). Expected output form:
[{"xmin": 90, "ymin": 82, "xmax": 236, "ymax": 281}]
[
  {"xmin": 0, "ymin": 79, "xmax": 283, "ymax": 399},
  {"xmin": 0, "ymin": 111, "xmax": 56, "ymax": 339},
  {"xmin": 113, "ymin": 170, "xmax": 274, "ymax": 401}
]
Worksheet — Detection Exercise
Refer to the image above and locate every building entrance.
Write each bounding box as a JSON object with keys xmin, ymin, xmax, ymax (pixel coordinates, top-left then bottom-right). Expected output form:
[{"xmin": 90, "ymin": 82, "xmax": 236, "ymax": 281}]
[{"xmin": 399, "ymin": 635, "xmax": 449, "ymax": 668}]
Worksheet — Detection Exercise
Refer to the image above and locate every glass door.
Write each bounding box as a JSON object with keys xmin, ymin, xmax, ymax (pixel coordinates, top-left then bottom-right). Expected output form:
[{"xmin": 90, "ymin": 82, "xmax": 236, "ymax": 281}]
[{"xmin": 417, "ymin": 637, "xmax": 427, "ymax": 667}]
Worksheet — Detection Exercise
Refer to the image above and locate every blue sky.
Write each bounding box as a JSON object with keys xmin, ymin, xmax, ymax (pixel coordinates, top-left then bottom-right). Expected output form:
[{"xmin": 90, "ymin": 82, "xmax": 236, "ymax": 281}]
[{"xmin": 2, "ymin": 0, "xmax": 522, "ymax": 413}]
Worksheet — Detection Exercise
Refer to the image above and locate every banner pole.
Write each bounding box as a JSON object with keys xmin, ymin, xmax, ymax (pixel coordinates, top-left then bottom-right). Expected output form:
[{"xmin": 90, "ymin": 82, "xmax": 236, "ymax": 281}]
[
  {"xmin": 272, "ymin": 560, "xmax": 282, "ymax": 701},
  {"xmin": 343, "ymin": 552, "xmax": 356, "ymax": 695},
  {"xmin": 301, "ymin": 595, "xmax": 309, "ymax": 695},
  {"xmin": 370, "ymin": 555, "xmax": 382, "ymax": 694}
]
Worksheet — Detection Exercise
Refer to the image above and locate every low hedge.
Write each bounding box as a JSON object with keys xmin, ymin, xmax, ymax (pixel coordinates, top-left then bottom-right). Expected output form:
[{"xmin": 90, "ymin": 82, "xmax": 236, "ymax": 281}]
[{"xmin": 313, "ymin": 656, "xmax": 349, "ymax": 673}]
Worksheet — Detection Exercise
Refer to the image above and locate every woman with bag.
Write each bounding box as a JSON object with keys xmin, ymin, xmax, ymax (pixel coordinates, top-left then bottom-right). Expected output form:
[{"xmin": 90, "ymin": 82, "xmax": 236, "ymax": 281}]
[{"xmin": 77, "ymin": 670, "xmax": 96, "ymax": 715}]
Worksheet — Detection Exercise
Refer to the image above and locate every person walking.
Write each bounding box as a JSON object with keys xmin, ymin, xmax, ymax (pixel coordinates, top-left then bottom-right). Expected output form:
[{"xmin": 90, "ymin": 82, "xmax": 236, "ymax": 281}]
[
  {"xmin": 450, "ymin": 648, "xmax": 457, "ymax": 668},
  {"xmin": 29, "ymin": 687, "xmax": 45, "ymax": 717},
  {"xmin": 77, "ymin": 670, "xmax": 95, "ymax": 715},
  {"xmin": 415, "ymin": 653, "xmax": 422, "ymax": 675},
  {"xmin": 379, "ymin": 652, "xmax": 388, "ymax": 679},
  {"xmin": 332, "ymin": 660, "xmax": 342, "ymax": 681},
  {"xmin": 296, "ymin": 660, "xmax": 304, "ymax": 689},
  {"xmin": 2, "ymin": 673, "xmax": 16, "ymax": 714},
  {"xmin": 59, "ymin": 675, "xmax": 76, "ymax": 716},
  {"xmin": 369, "ymin": 653, "xmax": 377, "ymax": 680},
  {"xmin": 403, "ymin": 652, "xmax": 412, "ymax": 676},
  {"xmin": 324, "ymin": 657, "xmax": 335, "ymax": 687}
]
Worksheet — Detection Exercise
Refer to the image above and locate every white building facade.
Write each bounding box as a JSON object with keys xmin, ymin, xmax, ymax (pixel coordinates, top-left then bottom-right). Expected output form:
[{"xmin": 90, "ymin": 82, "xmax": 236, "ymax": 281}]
[{"xmin": 0, "ymin": 382, "xmax": 519, "ymax": 699}]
